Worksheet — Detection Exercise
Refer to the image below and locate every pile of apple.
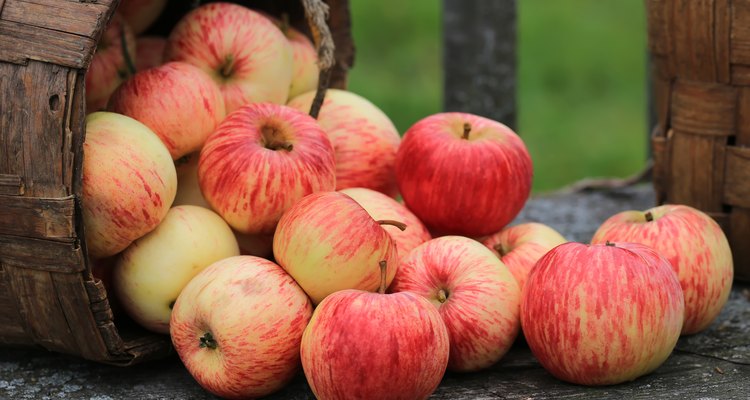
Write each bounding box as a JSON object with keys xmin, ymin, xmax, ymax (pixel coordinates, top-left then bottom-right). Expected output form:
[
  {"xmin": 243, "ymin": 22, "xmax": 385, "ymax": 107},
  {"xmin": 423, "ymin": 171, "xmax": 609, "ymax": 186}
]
[{"xmin": 81, "ymin": 1, "xmax": 736, "ymax": 399}]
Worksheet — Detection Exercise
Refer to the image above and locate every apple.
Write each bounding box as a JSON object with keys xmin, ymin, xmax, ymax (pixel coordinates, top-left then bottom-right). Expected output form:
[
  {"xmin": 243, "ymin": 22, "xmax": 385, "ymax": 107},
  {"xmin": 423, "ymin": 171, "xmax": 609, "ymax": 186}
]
[
  {"xmin": 521, "ymin": 241, "xmax": 685, "ymax": 386},
  {"xmin": 108, "ymin": 61, "xmax": 226, "ymax": 160},
  {"xmin": 288, "ymin": 89, "xmax": 401, "ymax": 196},
  {"xmin": 267, "ymin": 15, "xmax": 319, "ymax": 99},
  {"xmin": 481, "ymin": 222, "xmax": 567, "ymax": 291},
  {"xmin": 198, "ymin": 102, "xmax": 335, "ymax": 235},
  {"xmin": 82, "ymin": 112, "xmax": 177, "ymax": 259},
  {"xmin": 395, "ymin": 112, "xmax": 533, "ymax": 237},
  {"xmin": 172, "ymin": 152, "xmax": 211, "ymax": 209},
  {"xmin": 340, "ymin": 187, "xmax": 431, "ymax": 260},
  {"xmin": 301, "ymin": 261, "xmax": 450, "ymax": 400},
  {"xmin": 113, "ymin": 205, "xmax": 240, "ymax": 334},
  {"xmin": 235, "ymin": 231, "xmax": 274, "ymax": 259},
  {"xmin": 389, "ymin": 236, "xmax": 520, "ymax": 372},
  {"xmin": 117, "ymin": 0, "xmax": 168, "ymax": 34},
  {"xmin": 86, "ymin": 15, "xmax": 136, "ymax": 112},
  {"xmin": 164, "ymin": 2, "xmax": 293, "ymax": 112},
  {"xmin": 273, "ymin": 191, "xmax": 400, "ymax": 304},
  {"xmin": 171, "ymin": 256, "xmax": 312, "ymax": 399},
  {"xmin": 135, "ymin": 36, "xmax": 166, "ymax": 71},
  {"xmin": 591, "ymin": 204, "xmax": 734, "ymax": 335}
]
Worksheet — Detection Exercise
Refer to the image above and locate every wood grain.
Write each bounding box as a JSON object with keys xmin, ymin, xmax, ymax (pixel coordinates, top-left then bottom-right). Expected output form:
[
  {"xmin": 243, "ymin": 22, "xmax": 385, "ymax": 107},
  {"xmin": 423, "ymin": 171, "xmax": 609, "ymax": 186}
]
[
  {"xmin": 668, "ymin": 132, "xmax": 726, "ymax": 212},
  {"xmin": 0, "ymin": 234, "xmax": 83, "ymax": 272},
  {"xmin": 2, "ymin": 0, "xmax": 110, "ymax": 38},
  {"xmin": 0, "ymin": 174, "xmax": 23, "ymax": 195},
  {"xmin": 0, "ymin": 195, "xmax": 75, "ymax": 239},
  {"xmin": 724, "ymin": 146, "xmax": 750, "ymax": 208},
  {"xmin": 672, "ymin": 0, "xmax": 717, "ymax": 81}
]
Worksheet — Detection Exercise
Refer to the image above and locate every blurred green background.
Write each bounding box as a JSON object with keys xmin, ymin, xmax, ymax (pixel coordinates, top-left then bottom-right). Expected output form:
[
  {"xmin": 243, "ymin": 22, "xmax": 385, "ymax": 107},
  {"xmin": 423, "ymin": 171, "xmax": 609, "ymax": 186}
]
[{"xmin": 347, "ymin": 0, "xmax": 648, "ymax": 194}]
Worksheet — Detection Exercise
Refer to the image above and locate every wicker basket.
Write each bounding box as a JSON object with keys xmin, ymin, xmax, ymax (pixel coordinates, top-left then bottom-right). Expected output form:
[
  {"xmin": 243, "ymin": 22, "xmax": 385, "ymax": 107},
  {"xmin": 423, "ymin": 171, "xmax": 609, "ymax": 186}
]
[
  {"xmin": 0, "ymin": 0, "xmax": 353, "ymax": 365},
  {"xmin": 647, "ymin": 0, "xmax": 750, "ymax": 282}
]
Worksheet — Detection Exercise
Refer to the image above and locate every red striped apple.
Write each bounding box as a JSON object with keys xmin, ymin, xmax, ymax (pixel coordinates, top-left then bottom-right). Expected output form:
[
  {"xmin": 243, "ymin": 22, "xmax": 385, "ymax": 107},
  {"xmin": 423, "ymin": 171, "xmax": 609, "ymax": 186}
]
[
  {"xmin": 117, "ymin": 0, "xmax": 168, "ymax": 34},
  {"xmin": 82, "ymin": 112, "xmax": 177, "ymax": 259},
  {"xmin": 390, "ymin": 235, "xmax": 521, "ymax": 372},
  {"xmin": 109, "ymin": 61, "xmax": 226, "ymax": 160},
  {"xmin": 395, "ymin": 112, "xmax": 533, "ymax": 237},
  {"xmin": 164, "ymin": 3, "xmax": 293, "ymax": 112},
  {"xmin": 340, "ymin": 187, "xmax": 431, "ymax": 260},
  {"xmin": 301, "ymin": 261, "xmax": 449, "ymax": 400},
  {"xmin": 288, "ymin": 89, "xmax": 401, "ymax": 196},
  {"xmin": 262, "ymin": 13, "xmax": 319, "ymax": 100},
  {"xmin": 273, "ymin": 191, "xmax": 400, "ymax": 304},
  {"xmin": 591, "ymin": 204, "xmax": 734, "ymax": 335},
  {"xmin": 86, "ymin": 16, "xmax": 136, "ymax": 112},
  {"xmin": 521, "ymin": 241, "xmax": 685, "ymax": 386},
  {"xmin": 113, "ymin": 205, "xmax": 239, "ymax": 333},
  {"xmin": 198, "ymin": 102, "xmax": 336, "ymax": 235},
  {"xmin": 481, "ymin": 222, "xmax": 567, "ymax": 291},
  {"xmin": 135, "ymin": 36, "xmax": 166, "ymax": 71},
  {"xmin": 171, "ymin": 256, "xmax": 312, "ymax": 399}
]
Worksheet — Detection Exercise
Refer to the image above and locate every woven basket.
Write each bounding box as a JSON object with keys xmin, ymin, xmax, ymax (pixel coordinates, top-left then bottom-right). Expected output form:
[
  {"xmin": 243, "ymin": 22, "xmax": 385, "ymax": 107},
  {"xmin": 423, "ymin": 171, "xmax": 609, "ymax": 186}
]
[
  {"xmin": 647, "ymin": 0, "xmax": 750, "ymax": 281},
  {"xmin": 0, "ymin": 0, "xmax": 353, "ymax": 365}
]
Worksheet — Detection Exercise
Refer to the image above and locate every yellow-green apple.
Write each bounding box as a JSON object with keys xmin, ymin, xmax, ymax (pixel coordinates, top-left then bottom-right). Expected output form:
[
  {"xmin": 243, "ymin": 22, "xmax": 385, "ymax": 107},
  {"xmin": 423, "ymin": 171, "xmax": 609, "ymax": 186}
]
[
  {"xmin": 288, "ymin": 89, "xmax": 401, "ymax": 196},
  {"xmin": 274, "ymin": 19, "xmax": 318, "ymax": 99},
  {"xmin": 301, "ymin": 261, "xmax": 449, "ymax": 400},
  {"xmin": 82, "ymin": 112, "xmax": 177, "ymax": 259},
  {"xmin": 117, "ymin": 0, "xmax": 168, "ymax": 34},
  {"xmin": 235, "ymin": 232, "xmax": 274, "ymax": 259},
  {"xmin": 198, "ymin": 102, "xmax": 335, "ymax": 235},
  {"xmin": 389, "ymin": 235, "xmax": 521, "ymax": 372},
  {"xmin": 172, "ymin": 152, "xmax": 211, "ymax": 209},
  {"xmin": 108, "ymin": 61, "xmax": 226, "ymax": 160},
  {"xmin": 591, "ymin": 204, "xmax": 734, "ymax": 335},
  {"xmin": 521, "ymin": 241, "xmax": 685, "ymax": 385},
  {"xmin": 340, "ymin": 187, "xmax": 431, "ymax": 260},
  {"xmin": 135, "ymin": 36, "xmax": 166, "ymax": 71},
  {"xmin": 395, "ymin": 112, "xmax": 533, "ymax": 237},
  {"xmin": 86, "ymin": 15, "xmax": 136, "ymax": 112},
  {"xmin": 113, "ymin": 205, "xmax": 240, "ymax": 334},
  {"xmin": 170, "ymin": 256, "xmax": 312, "ymax": 399},
  {"xmin": 164, "ymin": 2, "xmax": 293, "ymax": 112},
  {"xmin": 273, "ymin": 191, "xmax": 400, "ymax": 304},
  {"xmin": 481, "ymin": 222, "xmax": 567, "ymax": 291}
]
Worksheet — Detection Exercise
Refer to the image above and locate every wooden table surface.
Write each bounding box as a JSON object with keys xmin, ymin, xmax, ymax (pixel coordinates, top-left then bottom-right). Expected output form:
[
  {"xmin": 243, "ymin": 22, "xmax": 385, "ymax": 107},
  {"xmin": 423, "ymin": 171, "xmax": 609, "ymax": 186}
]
[{"xmin": 1, "ymin": 184, "xmax": 748, "ymax": 399}]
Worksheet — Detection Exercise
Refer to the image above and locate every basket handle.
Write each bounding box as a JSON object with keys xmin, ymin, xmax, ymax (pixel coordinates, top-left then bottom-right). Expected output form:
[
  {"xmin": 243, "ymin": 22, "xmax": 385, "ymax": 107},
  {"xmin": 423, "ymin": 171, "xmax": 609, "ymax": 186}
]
[{"xmin": 301, "ymin": 0, "xmax": 336, "ymax": 119}]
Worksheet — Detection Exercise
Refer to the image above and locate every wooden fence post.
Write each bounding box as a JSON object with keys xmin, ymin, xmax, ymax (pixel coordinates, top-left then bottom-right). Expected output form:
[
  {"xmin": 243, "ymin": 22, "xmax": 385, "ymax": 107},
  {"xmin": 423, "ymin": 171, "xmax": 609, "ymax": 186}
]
[{"xmin": 442, "ymin": 0, "xmax": 517, "ymax": 130}]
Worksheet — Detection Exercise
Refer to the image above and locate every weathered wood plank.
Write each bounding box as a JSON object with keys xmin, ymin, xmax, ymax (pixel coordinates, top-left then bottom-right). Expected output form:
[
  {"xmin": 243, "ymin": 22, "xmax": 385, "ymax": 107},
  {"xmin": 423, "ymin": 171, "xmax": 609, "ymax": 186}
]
[
  {"xmin": 672, "ymin": 0, "xmax": 716, "ymax": 81},
  {"xmin": 667, "ymin": 132, "xmax": 727, "ymax": 212},
  {"xmin": 442, "ymin": 0, "xmax": 516, "ymax": 128},
  {"xmin": 0, "ymin": 19, "xmax": 95, "ymax": 68},
  {"xmin": 0, "ymin": 195, "xmax": 75, "ymax": 239},
  {"xmin": 715, "ymin": 0, "xmax": 731, "ymax": 83},
  {"xmin": 731, "ymin": 0, "xmax": 750, "ymax": 64},
  {"xmin": 0, "ymin": 174, "xmax": 23, "ymax": 195},
  {"xmin": 728, "ymin": 210, "xmax": 750, "ymax": 281},
  {"xmin": 724, "ymin": 146, "xmax": 750, "ymax": 208},
  {"xmin": 0, "ymin": 234, "xmax": 83, "ymax": 272},
  {"xmin": 0, "ymin": 265, "xmax": 33, "ymax": 346},
  {"xmin": 2, "ymin": 0, "xmax": 110, "ymax": 38},
  {"xmin": 670, "ymin": 80, "xmax": 737, "ymax": 137}
]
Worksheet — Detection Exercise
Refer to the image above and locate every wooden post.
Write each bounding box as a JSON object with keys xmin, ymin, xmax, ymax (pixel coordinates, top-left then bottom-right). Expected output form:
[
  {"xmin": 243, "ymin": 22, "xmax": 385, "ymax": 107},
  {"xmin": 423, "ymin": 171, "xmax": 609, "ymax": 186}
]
[{"xmin": 442, "ymin": 0, "xmax": 517, "ymax": 129}]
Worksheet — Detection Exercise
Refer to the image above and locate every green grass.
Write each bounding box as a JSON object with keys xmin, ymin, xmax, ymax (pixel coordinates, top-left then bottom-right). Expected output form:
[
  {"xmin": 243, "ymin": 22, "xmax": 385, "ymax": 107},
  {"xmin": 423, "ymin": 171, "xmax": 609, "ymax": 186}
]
[{"xmin": 347, "ymin": 0, "xmax": 647, "ymax": 194}]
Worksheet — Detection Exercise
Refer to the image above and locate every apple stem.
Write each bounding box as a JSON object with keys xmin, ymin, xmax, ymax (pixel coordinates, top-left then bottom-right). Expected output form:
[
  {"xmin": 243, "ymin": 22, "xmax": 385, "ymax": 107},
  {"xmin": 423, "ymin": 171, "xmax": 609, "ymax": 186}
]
[
  {"xmin": 376, "ymin": 220, "xmax": 407, "ymax": 231},
  {"xmin": 199, "ymin": 332, "xmax": 218, "ymax": 350},
  {"xmin": 120, "ymin": 25, "xmax": 136, "ymax": 76},
  {"xmin": 605, "ymin": 241, "xmax": 616, "ymax": 247},
  {"xmin": 437, "ymin": 289, "xmax": 448, "ymax": 303},
  {"xmin": 378, "ymin": 260, "xmax": 388, "ymax": 294},
  {"xmin": 645, "ymin": 211, "xmax": 654, "ymax": 222},
  {"xmin": 462, "ymin": 123, "xmax": 471, "ymax": 140},
  {"xmin": 219, "ymin": 55, "xmax": 235, "ymax": 79},
  {"xmin": 280, "ymin": 13, "xmax": 291, "ymax": 36},
  {"xmin": 493, "ymin": 243, "xmax": 506, "ymax": 257}
]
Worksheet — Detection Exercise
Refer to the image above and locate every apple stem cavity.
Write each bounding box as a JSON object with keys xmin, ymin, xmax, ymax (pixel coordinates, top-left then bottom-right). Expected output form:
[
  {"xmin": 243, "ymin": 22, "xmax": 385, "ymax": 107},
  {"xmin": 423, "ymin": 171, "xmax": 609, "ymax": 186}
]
[
  {"xmin": 199, "ymin": 332, "xmax": 218, "ymax": 350},
  {"xmin": 493, "ymin": 243, "xmax": 507, "ymax": 257},
  {"xmin": 462, "ymin": 123, "xmax": 472, "ymax": 140},
  {"xmin": 378, "ymin": 260, "xmax": 388, "ymax": 294},
  {"xmin": 437, "ymin": 289, "xmax": 448, "ymax": 303},
  {"xmin": 376, "ymin": 219, "xmax": 407, "ymax": 231},
  {"xmin": 605, "ymin": 241, "xmax": 616, "ymax": 247},
  {"xmin": 219, "ymin": 55, "xmax": 236, "ymax": 79},
  {"xmin": 645, "ymin": 211, "xmax": 654, "ymax": 222}
]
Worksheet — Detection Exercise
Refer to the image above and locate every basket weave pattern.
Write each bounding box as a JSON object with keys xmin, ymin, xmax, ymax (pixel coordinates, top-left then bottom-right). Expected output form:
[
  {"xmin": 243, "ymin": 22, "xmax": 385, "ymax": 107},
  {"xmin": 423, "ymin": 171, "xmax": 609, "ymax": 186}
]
[
  {"xmin": 0, "ymin": 0, "xmax": 353, "ymax": 365},
  {"xmin": 648, "ymin": 0, "xmax": 750, "ymax": 281}
]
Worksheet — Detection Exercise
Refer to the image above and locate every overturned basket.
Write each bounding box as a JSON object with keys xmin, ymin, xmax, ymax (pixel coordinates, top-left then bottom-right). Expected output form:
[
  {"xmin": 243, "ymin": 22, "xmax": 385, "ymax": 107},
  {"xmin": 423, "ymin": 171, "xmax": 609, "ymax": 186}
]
[
  {"xmin": 647, "ymin": 0, "xmax": 750, "ymax": 282},
  {"xmin": 0, "ymin": 0, "xmax": 353, "ymax": 365}
]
